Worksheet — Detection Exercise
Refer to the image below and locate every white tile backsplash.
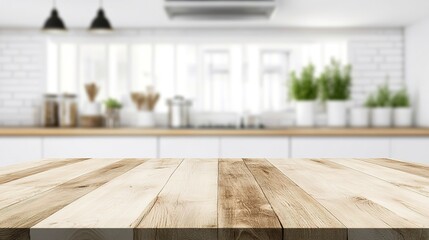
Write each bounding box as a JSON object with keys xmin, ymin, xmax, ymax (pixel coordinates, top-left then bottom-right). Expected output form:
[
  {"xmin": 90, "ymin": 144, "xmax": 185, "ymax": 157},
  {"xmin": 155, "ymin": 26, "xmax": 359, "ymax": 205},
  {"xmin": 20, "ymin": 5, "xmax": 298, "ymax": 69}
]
[
  {"xmin": 348, "ymin": 29, "xmax": 404, "ymax": 105},
  {"xmin": 0, "ymin": 34, "xmax": 45, "ymax": 126}
]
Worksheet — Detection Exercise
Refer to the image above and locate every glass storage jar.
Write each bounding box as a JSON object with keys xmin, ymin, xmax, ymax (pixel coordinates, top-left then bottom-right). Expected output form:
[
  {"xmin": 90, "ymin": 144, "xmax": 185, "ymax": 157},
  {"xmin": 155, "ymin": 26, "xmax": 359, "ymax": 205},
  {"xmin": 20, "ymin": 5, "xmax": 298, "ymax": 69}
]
[
  {"xmin": 42, "ymin": 94, "xmax": 59, "ymax": 127},
  {"xmin": 59, "ymin": 94, "xmax": 78, "ymax": 128}
]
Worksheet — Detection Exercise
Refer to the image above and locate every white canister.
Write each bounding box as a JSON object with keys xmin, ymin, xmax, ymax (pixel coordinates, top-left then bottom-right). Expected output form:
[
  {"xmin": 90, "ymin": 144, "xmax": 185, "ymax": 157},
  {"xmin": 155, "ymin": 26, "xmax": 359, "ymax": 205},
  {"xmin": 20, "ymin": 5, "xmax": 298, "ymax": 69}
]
[
  {"xmin": 350, "ymin": 108, "xmax": 370, "ymax": 128},
  {"xmin": 371, "ymin": 108, "xmax": 392, "ymax": 127},
  {"xmin": 136, "ymin": 111, "xmax": 155, "ymax": 128},
  {"xmin": 327, "ymin": 100, "xmax": 347, "ymax": 127},
  {"xmin": 295, "ymin": 101, "xmax": 316, "ymax": 127},
  {"xmin": 393, "ymin": 108, "xmax": 413, "ymax": 127},
  {"xmin": 82, "ymin": 102, "xmax": 101, "ymax": 116}
]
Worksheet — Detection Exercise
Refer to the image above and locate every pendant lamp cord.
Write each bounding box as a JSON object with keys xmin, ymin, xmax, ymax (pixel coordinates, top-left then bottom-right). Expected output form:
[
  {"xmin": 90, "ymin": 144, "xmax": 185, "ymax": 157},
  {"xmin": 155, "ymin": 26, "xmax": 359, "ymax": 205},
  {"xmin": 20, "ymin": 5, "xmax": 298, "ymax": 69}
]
[
  {"xmin": 53, "ymin": 0, "xmax": 57, "ymax": 8},
  {"xmin": 99, "ymin": 0, "xmax": 103, "ymax": 8}
]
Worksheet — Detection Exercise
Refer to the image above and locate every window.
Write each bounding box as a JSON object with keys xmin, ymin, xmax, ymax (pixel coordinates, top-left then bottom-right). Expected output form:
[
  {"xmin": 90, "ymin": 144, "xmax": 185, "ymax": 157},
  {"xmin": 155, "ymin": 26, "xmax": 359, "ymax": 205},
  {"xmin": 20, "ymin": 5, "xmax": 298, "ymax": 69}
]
[{"xmin": 47, "ymin": 39, "xmax": 347, "ymax": 114}]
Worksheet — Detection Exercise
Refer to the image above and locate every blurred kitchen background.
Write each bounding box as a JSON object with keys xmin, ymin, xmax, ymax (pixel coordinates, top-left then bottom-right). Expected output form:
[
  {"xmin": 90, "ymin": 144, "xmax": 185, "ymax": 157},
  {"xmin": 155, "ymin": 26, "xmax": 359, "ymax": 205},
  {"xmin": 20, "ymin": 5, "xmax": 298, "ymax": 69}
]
[{"xmin": 1, "ymin": 0, "xmax": 429, "ymax": 165}]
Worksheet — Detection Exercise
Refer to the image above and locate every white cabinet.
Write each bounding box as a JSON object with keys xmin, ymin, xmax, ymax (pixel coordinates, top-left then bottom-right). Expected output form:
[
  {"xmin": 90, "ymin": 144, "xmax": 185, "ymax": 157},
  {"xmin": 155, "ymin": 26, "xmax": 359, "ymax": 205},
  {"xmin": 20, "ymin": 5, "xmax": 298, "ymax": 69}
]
[
  {"xmin": 291, "ymin": 137, "xmax": 390, "ymax": 158},
  {"xmin": 159, "ymin": 137, "xmax": 219, "ymax": 158},
  {"xmin": 391, "ymin": 138, "xmax": 429, "ymax": 164},
  {"xmin": 1, "ymin": 135, "xmax": 428, "ymax": 166},
  {"xmin": 220, "ymin": 137, "xmax": 289, "ymax": 158},
  {"xmin": 43, "ymin": 137, "xmax": 157, "ymax": 158},
  {"xmin": 0, "ymin": 137, "xmax": 42, "ymax": 167}
]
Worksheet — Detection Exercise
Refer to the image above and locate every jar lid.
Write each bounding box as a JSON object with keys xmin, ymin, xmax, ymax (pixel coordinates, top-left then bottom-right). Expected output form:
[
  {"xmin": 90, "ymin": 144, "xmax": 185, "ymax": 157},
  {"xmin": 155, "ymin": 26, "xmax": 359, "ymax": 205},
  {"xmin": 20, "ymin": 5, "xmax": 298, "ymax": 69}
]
[
  {"xmin": 44, "ymin": 94, "xmax": 58, "ymax": 98},
  {"xmin": 61, "ymin": 93, "xmax": 77, "ymax": 98},
  {"xmin": 167, "ymin": 96, "xmax": 192, "ymax": 105}
]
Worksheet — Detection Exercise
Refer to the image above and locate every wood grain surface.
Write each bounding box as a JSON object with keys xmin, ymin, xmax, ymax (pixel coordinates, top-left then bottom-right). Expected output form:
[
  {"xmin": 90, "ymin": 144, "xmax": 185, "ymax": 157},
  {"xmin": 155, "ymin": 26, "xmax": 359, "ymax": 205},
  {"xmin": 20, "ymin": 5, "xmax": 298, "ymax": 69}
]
[
  {"xmin": 1, "ymin": 127, "xmax": 429, "ymax": 136},
  {"xmin": 0, "ymin": 158, "xmax": 428, "ymax": 240}
]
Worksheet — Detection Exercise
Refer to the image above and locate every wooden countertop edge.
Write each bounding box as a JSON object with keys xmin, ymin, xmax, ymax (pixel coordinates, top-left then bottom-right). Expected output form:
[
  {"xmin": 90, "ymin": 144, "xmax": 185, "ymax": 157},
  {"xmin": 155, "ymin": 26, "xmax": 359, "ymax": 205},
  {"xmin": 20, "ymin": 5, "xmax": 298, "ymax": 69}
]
[{"xmin": 0, "ymin": 128, "xmax": 429, "ymax": 136}]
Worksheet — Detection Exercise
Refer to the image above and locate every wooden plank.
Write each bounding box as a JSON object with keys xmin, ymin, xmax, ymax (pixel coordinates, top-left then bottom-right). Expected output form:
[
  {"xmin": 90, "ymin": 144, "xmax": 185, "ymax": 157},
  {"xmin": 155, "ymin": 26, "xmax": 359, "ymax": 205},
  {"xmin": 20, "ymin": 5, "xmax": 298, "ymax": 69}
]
[
  {"xmin": 243, "ymin": 158, "xmax": 347, "ymax": 240},
  {"xmin": 218, "ymin": 159, "xmax": 282, "ymax": 240},
  {"xmin": 0, "ymin": 158, "xmax": 124, "ymax": 210},
  {"xmin": 0, "ymin": 158, "xmax": 145, "ymax": 240},
  {"xmin": 0, "ymin": 158, "xmax": 56, "ymax": 175},
  {"xmin": 0, "ymin": 158, "xmax": 88, "ymax": 184},
  {"xmin": 330, "ymin": 158, "xmax": 429, "ymax": 197},
  {"xmin": 135, "ymin": 158, "xmax": 218, "ymax": 240},
  {"xmin": 31, "ymin": 158, "xmax": 183, "ymax": 240},
  {"xmin": 269, "ymin": 158, "xmax": 429, "ymax": 240},
  {"xmin": 363, "ymin": 158, "xmax": 429, "ymax": 178}
]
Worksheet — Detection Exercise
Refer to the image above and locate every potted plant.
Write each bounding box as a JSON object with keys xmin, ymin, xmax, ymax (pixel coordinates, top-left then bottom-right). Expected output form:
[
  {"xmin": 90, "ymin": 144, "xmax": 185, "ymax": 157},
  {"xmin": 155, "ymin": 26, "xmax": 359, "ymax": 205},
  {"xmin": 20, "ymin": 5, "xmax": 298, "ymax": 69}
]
[
  {"xmin": 350, "ymin": 104, "xmax": 370, "ymax": 128},
  {"xmin": 290, "ymin": 64, "xmax": 319, "ymax": 127},
  {"xmin": 319, "ymin": 59, "xmax": 352, "ymax": 127},
  {"xmin": 104, "ymin": 98, "xmax": 122, "ymax": 128},
  {"xmin": 391, "ymin": 88, "xmax": 413, "ymax": 127},
  {"xmin": 349, "ymin": 94, "xmax": 373, "ymax": 128},
  {"xmin": 368, "ymin": 84, "xmax": 392, "ymax": 127}
]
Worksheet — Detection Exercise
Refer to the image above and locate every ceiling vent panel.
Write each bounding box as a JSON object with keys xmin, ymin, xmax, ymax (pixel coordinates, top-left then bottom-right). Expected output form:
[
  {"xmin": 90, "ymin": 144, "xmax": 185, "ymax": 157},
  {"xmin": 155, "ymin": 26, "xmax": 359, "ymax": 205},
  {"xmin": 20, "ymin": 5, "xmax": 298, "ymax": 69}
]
[{"xmin": 165, "ymin": 0, "xmax": 277, "ymax": 20}]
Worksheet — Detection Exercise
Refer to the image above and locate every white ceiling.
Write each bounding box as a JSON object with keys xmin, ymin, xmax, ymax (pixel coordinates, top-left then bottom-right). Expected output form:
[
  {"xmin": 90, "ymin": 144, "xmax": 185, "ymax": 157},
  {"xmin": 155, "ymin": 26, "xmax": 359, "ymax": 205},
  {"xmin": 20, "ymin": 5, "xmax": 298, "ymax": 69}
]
[{"xmin": 0, "ymin": 0, "xmax": 429, "ymax": 29}]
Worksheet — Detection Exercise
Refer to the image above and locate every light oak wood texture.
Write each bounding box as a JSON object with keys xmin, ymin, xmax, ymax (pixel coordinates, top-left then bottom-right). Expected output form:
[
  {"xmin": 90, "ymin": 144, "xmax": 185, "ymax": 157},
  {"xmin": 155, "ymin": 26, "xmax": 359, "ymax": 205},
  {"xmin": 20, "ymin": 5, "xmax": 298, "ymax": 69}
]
[
  {"xmin": 330, "ymin": 158, "xmax": 429, "ymax": 197},
  {"xmin": 0, "ymin": 158, "xmax": 145, "ymax": 240},
  {"xmin": 32, "ymin": 158, "xmax": 182, "ymax": 240},
  {"xmin": 218, "ymin": 159, "xmax": 282, "ymax": 240},
  {"xmin": 0, "ymin": 158, "xmax": 428, "ymax": 240},
  {"xmin": 0, "ymin": 158, "xmax": 58, "ymax": 175},
  {"xmin": 136, "ymin": 158, "xmax": 218, "ymax": 240},
  {"xmin": 269, "ymin": 158, "xmax": 429, "ymax": 239},
  {"xmin": 363, "ymin": 158, "xmax": 429, "ymax": 178},
  {"xmin": 244, "ymin": 158, "xmax": 347, "ymax": 240},
  {"xmin": 0, "ymin": 158, "xmax": 88, "ymax": 184},
  {"xmin": 0, "ymin": 158, "xmax": 123, "ymax": 210},
  {"xmin": 1, "ymin": 128, "xmax": 429, "ymax": 136}
]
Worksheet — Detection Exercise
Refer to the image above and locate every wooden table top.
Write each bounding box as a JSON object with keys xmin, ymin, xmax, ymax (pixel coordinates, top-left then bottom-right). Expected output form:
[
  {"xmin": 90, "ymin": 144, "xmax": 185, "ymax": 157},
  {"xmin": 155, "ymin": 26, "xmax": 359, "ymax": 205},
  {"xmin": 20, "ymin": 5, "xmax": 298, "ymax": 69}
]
[{"xmin": 0, "ymin": 158, "xmax": 428, "ymax": 240}]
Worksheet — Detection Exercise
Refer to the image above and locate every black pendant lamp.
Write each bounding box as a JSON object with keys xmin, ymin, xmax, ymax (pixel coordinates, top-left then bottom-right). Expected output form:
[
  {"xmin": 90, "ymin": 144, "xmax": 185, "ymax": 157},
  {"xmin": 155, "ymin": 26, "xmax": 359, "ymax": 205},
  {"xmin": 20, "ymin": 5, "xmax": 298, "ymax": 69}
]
[
  {"xmin": 89, "ymin": 0, "xmax": 113, "ymax": 33},
  {"xmin": 42, "ymin": 0, "xmax": 67, "ymax": 32}
]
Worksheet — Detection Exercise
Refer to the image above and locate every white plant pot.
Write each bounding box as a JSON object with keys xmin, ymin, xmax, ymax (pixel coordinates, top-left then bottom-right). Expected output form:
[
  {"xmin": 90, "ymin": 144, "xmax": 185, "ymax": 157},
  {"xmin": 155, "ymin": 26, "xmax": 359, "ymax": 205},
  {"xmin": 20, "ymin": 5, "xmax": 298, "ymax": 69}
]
[
  {"xmin": 327, "ymin": 100, "xmax": 347, "ymax": 127},
  {"xmin": 295, "ymin": 101, "xmax": 316, "ymax": 127},
  {"xmin": 393, "ymin": 108, "xmax": 413, "ymax": 127},
  {"xmin": 371, "ymin": 108, "xmax": 392, "ymax": 127},
  {"xmin": 136, "ymin": 111, "xmax": 155, "ymax": 128},
  {"xmin": 350, "ymin": 108, "xmax": 370, "ymax": 128}
]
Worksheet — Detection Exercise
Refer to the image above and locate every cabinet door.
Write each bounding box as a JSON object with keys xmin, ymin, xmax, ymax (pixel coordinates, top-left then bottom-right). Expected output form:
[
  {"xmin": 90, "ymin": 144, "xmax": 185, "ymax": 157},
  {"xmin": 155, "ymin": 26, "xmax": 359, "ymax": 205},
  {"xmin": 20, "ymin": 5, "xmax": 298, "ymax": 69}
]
[
  {"xmin": 43, "ymin": 137, "xmax": 157, "ymax": 158},
  {"xmin": 0, "ymin": 137, "xmax": 42, "ymax": 167},
  {"xmin": 391, "ymin": 138, "xmax": 429, "ymax": 164},
  {"xmin": 291, "ymin": 137, "xmax": 390, "ymax": 158},
  {"xmin": 159, "ymin": 137, "xmax": 220, "ymax": 158},
  {"xmin": 220, "ymin": 137, "xmax": 289, "ymax": 158}
]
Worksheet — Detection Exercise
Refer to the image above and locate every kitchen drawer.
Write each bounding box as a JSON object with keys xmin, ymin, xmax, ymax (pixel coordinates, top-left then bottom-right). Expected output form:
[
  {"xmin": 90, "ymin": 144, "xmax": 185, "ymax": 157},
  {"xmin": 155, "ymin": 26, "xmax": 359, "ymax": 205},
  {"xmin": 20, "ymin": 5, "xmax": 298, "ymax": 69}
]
[
  {"xmin": 391, "ymin": 137, "xmax": 429, "ymax": 164},
  {"xmin": 0, "ymin": 137, "xmax": 42, "ymax": 167},
  {"xmin": 220, "ymin": 137, "xmax": 289, "ymax": 158},
  {"xmin": 159, "ymin": 137, "xmax": 220, "ymax": 158},
  {"xmin": 291, "ymin": 137, "xmax": 390, "ymax": 158},
  {"xmin": 43, "ymin": 137, "xmax": 157, "ymax": 158}
]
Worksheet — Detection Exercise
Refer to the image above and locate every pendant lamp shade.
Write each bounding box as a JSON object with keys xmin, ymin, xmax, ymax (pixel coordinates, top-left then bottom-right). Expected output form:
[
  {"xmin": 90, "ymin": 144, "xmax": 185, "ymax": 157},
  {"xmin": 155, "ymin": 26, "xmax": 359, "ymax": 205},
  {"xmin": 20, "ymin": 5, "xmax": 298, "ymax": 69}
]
[
  {"xmin": 89, "ymin": 8, "xmax": 113, "ymax": 32},
  {"xmin": 42, "ymin": 8, "xmax": 67, "ymax": 32}
]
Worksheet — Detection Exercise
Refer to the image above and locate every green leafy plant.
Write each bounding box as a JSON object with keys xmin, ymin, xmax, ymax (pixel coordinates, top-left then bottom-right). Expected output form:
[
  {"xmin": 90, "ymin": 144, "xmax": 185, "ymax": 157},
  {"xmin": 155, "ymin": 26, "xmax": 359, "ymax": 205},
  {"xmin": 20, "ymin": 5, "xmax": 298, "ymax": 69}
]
[
  {"xmin": 319, "ymin": 59, "xmax": 352, "ymax": 101},
  {"xmin": 365, "ymin": 84, "xmax": 392, "ymax": 108},
  {"xmin": 365, "ymin": 94, "xmax": 377, "ymax": 108},
  {"xmin": 375, "ymin": 84, "xmax": 392, "ymax": 107},
  {"xmin": 104, "ymin": 98, "xmax": 122, "ymax": 109},
  {"xmin": 290, "ymin": 64, "xmax": 319, "ymax": 100},
  {"xmin": 391, "ymin": 89, "xmax": 410, "ymax": 108}
]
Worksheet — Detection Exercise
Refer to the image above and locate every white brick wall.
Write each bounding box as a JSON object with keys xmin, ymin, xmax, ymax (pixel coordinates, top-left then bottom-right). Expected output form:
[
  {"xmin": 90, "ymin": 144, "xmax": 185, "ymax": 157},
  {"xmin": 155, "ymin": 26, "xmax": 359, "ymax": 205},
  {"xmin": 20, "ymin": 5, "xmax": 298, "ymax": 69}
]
[
  {"xmin": 0, "ymin": 34, "xmax": 45, "ymax": 126},
  {"xmin": 348, "ymin": 29, "xmax": 404, "ymax": 105},
  {"xmin": 0, "ymin": 29, "xmax": 405, "ymax": 126}
]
